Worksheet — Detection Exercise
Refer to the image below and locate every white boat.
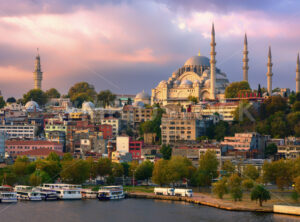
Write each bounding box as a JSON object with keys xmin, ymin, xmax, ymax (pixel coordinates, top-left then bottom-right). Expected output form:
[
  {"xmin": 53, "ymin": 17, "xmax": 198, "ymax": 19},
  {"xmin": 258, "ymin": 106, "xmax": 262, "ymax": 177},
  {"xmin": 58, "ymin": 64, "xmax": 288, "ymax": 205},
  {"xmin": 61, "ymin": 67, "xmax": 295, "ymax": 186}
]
[
  {"xmin": 14, "ymin": 186, "xmax": 42, "ymax": 201},
  {"xmin": 81, "ymin": 189, "xmax": 97, "ymax": 199},
  {"xmin": 0, "ymin": 185, "xmax": 17, "ymax": 203},
  {"xmin": 97, "ymin": 186, "xmax": 125, "ymax": 200},
  {"xmin": 40, "ymin": 184, "xmax": 82, "ymax": 200}
]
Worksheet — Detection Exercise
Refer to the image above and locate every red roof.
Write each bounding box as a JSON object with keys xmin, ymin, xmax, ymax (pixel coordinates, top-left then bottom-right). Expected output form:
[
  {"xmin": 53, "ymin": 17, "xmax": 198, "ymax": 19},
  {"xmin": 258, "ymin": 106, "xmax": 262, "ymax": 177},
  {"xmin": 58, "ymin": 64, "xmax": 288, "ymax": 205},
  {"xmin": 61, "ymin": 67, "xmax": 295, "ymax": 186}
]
[
  {"xmin": 12, "ymin": 148, "xmax": 64, "ymax": 157},
  {"xmin": 6, "ymin": 140, "xmax": 61, "ymax": 146}
]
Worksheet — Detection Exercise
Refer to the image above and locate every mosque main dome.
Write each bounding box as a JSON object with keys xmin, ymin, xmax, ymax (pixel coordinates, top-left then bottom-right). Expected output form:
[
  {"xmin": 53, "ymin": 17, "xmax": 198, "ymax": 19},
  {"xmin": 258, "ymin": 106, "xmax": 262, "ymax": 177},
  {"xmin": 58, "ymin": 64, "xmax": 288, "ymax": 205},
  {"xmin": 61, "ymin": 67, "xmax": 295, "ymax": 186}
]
[{"xmin": 184, "ymin": 55, "xmax": 210, "ymax": 67}]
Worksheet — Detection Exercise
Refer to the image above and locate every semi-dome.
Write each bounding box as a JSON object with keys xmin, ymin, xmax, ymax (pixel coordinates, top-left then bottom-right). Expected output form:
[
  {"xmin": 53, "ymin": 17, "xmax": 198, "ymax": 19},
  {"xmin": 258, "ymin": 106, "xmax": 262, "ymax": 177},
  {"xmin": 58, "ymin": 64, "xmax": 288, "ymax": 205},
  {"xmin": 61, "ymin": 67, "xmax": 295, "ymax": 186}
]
[
  {"xmin": 184, "ymin": 55, "xmax": 210, "ymax": 67},
  {"xmin": 136, "ymin": 90, "xmax": 150, "ymax": 100},
  {"xmin": 82, "ymin": 101, "xmax": 95, "ymax": 111},
  {"xmin": 180, "ymin": 79, "xmax": 193, "ymax": 88},
  {"xmin": 25, "ymin": 100, "xmax": 39, "ymax": 111}
]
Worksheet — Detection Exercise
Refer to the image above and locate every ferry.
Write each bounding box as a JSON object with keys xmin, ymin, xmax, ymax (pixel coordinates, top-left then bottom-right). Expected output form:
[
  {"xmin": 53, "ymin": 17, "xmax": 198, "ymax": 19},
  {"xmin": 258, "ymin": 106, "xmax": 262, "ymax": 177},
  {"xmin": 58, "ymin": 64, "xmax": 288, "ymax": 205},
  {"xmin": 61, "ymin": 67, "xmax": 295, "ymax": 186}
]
[
  {"xmin": 0, "ymin": 185, "xmax": 17, "ymax": 203},
  {"xmin": 39, "ymin": 184, "xmax": 82, "ymax": 200},
  {"xmin": 14, "ymin": 186, "xmax": 42, "ymax": 201},
  {"xmin": 97, "ymin": 186, "xmax": 125, "ymax": 200},
  {"xmin": 37, "ymin": 190, "xmax": 58, "ymax": 201},
  {"xmin": 81, "ymin": 189, "xmax": 97, "ymax": 199}
]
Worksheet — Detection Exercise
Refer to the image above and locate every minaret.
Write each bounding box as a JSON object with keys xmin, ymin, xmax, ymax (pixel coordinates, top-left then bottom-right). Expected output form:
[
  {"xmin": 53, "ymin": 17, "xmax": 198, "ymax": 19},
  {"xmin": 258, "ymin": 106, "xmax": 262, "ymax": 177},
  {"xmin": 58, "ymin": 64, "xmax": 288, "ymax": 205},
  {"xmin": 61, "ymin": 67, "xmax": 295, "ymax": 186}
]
[
  {"xmin": 266, "ymin": 46, "xmax": 273, "ymax": 96},
  {"xmin": 210, "ymin": 23, "xmax": 216, "ymax": 100},
  {"xmin": 33, "ymin": 48, "xmax": 43, "ymax": 90},
  {"xmin": 296, "ymin": 53, "xmax": 300, "ymax": 93},
  {"xmin": 243, "ymin": 33, "xmax": 249, "ymax": 82}
]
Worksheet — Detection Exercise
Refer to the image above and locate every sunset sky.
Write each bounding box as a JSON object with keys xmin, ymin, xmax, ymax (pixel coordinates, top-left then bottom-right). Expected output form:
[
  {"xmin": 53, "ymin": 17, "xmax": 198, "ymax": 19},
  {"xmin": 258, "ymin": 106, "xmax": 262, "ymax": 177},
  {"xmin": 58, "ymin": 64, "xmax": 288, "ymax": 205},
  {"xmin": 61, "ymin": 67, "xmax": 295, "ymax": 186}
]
[{"xmin": 0, "ymin": 0, "xmax": 300, "ymax": 98}]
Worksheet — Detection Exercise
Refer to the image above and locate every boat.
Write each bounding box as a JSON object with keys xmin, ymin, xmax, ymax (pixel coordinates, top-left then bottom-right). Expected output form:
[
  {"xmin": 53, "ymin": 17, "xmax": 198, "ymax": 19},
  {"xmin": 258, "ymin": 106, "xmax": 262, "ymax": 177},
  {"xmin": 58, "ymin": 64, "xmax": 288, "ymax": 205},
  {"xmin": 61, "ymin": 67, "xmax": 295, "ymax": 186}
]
[
  {"xmin": 97, "ymin": 186, "xmax": 125, "ymax": 200},
  {"xmin": 14, "ymin": 186, "xmax": 42, "ymax": 201},
  {"xmin": 39, "ymin": 183, "xmax": 82, "ymax": 200},
  {"xmin": 0, "ymin": 185, "xmax": 17, "ymax": 203},
  {"xmin": 81, "ymin": 189, "xmax": 97, "ymax": 199},
  {"xmin": 37, "ymin": 190, "xmax": 58, "ymax": 201}
]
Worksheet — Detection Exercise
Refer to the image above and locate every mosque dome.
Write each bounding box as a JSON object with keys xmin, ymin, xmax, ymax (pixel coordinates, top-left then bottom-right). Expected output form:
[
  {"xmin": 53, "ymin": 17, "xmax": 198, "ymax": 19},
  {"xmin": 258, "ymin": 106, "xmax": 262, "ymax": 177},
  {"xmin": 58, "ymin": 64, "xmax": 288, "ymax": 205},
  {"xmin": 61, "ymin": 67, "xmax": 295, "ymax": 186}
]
[
  {"xmin": 82, "ymin": 101, "xmax": 95, "ymax": 111},
  {"xmin": 25, "ymin": 100, "xmax": 39, "ymax": 111},
  {"xmin": 135, "ymin": 90, "xmax": 150, "ymax": 100},
  {"xmin": 133, "ymin": 101, "xmax": 145, "ymax": 107},
  {"xmin": 193, "ymin": 80, "xmax": 201, "ymax": 86},
  {"xmin": 184, "ymin": 55, "xmax": 210, "ymax": 67},
  {"xmin": 173, "ymin": 80, "xmax": 181, "ymax": 86},
  {"xmin": 180, "ymin": 79, "xmax": 193, "ymax": 88}
]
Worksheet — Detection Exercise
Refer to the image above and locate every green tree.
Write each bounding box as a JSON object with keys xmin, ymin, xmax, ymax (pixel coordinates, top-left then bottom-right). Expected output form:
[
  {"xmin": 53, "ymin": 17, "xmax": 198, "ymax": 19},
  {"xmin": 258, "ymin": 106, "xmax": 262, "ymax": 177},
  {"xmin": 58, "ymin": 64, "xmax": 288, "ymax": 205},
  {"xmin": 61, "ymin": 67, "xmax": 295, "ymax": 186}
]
[
  {"xmin": 97, "ymin": 90, "xmax": 116, "ymax": 108},
  {"xmin": 212, "ymin": 178, "xmax": 228, "ymax": 199},
  {"xmin": 60, "ymin": 159, "xmax": 89, "ymax": 184},
  {"xmin": 152, "ymin": 159, "xmax": 170, "ymax": 186},
  {"xmin": 72, "ymin": 92, "xmax": 92, "ymax": 108},
  {"xmin": 86, "ymin": 157, "xmax": 98, "ymax": 179},
  {"xmin": 289, "ymin": 92, "xmax": 296, "ymax": 104},
  {"xmin": 97, "ymin": 158, "xmax": 112, "ymax": 177},
  {"xmin": 0, "ymin": 96, "xmax": 5, "ymax": 108},
  {"xmin": 228, "ymin": 174, "xmax": 243, "ymax": 201},
  {"xmin": 167, "ymin": 156, "xmax": 192, "ymax": 186},
  {"xmin": 29, "ymin": 172, "xmax": 42, "ymax": 186},
  {"xmin": 195, "ymin": 150, "xmax": 219, "ymax": 186},
  {"xmin": 68, "ymin": 82, "xmax": 96, "ymax": 106},
  {"xmin": 262, "ymin": 96, "xmax": 288, "ymax": 118},
  {"xmin": 23, "ymin": 89, "xmax": 48, "ymax": 106},
  {"xmin": 62, "ymin": 153, "xmax": 73, "ymax": 161},
  {"xmin": 214, "ymin": 121, "xmax": 230, "ymax": 141},
  {"xmin": 135, "ymin": 160, "xmax": 154, "ymax": 182},
  {"xmin": 41, "ymin": 161, "xmax": 61, "ymax": 182},
  {"xmin": 251, "ymin": 185, "xmax": 271, "ymax": 207},
  {"xmin": 46, "ymin": 88, "xmax": 61, "ymax": 98},
  {"xmin": 242, "ymin": 179, "xmax": 254, "ymax": 191},
  {"xmin": 225, "ymin": 81, "xmax": 251, "ymax": 98},
  {"xmin": 292, "ymin": 101, "xmax": 300, "ymax": 112},
  {"xmin": 112, "ymin": 162, "xmax": 124, "ymax": 177},
  {"xmin": 222, "ymin": 160, "xmax": 235, "ymax": 176},
  {"xmin": 121, "ymin": 162, "xmax": 130, "ymax": 177},
  {"xmin": 243, "ymin": 165, "xmax": 259, "ymax": 181},
  {"xmin": 264, "ymin": 143, "xmax": 278, "ymax": 158},
  {"xmin": 160, "ymin": 144, "xmax": 172, "ymax": 160},
  {"xmin": 188, "ymin": 95, "xmax": 198, "ymax": 104},
  {"xmin": 6, "ymin": 97, "xmax": 16, "ymax": 103},
  {"xmin": 46, "ymin": 152, "xmax": 60, "ymax": 162},
  {"xmin": 294, "ymin": 176, "xmax": 300, "ymax": 194}
]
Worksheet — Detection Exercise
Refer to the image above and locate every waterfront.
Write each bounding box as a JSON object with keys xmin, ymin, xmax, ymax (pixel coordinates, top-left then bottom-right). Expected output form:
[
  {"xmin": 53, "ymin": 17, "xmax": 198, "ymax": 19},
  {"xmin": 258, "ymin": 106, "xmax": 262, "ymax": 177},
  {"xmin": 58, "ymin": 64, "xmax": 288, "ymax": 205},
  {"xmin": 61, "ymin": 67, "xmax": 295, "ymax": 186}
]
[{"xmin": 0, "ymin": 199, "xmax": 299, "ymax": 222}]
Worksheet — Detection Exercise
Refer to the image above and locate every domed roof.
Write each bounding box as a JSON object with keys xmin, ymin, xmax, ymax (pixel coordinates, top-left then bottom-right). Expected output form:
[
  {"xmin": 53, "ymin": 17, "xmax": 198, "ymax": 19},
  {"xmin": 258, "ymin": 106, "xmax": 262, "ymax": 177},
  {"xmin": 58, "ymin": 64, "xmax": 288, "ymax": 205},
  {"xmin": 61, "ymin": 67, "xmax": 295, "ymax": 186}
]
[
  {"xmin": 133, "ymin": 101, "xmax": 145, "ymax": 107},
  {"xmin": 135, "ymin": 90, "xmax": 150, "ymax": 100},
  {"xmin": 184, "ymin": 55, "xmax": 210, "ymax": 67},
  {"xmin": 173, "ymin": 80, "xmax": 181, "ymax": 85},
  {"xmin": 180, "ymin": 79, "xmax": 193, "ymax": 87},
  {"xmin": 82, "ymin": 101, "xmax": 95, "ymax": 111},
  {"xmin": 25, "ymin": 100, "xmax": 39, "ymax": 111}
]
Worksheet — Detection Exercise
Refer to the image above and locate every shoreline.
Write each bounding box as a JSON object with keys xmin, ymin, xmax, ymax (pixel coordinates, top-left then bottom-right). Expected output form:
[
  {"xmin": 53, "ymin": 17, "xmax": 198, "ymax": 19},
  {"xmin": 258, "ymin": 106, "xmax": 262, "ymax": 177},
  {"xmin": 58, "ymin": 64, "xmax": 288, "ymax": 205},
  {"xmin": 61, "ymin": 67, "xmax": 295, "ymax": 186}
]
[{"xmin": 126, "ymin": 192, "xmax": 300, "ymax": 216}]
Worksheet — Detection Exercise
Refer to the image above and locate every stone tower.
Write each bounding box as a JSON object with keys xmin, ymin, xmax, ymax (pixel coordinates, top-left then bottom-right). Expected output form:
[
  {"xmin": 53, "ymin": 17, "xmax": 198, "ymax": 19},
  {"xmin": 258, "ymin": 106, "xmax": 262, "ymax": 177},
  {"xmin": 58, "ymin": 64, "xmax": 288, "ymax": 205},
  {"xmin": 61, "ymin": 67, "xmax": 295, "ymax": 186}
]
[
  {"xmin": 33, "ymin": 49, "xmax": 43, "ymax": 90},
  {"xmin": 210, "ymin": 23, "xmax": 216, "ymax": 100},
  {"xmin": 266, "ymin": 46, "xmax": 273, "ymax": 96},
  {"xmin": 243, "ymin": 33, "xmax": 249, "ymax": 82},
  {"xmin": 296, "ymin": 53, "xmax": 300, "ymax": 93}
]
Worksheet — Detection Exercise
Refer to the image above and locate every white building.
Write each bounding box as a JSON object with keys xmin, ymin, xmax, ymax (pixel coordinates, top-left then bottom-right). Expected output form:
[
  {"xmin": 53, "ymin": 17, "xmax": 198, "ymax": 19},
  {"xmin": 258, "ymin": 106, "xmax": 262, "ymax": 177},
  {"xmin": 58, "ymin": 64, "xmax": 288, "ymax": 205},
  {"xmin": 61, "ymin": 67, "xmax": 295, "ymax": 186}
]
[
  {"xmin": 101, "ymin": 117, "xmax": 121, "ymax": 138},
  {"xmin": 116, "ymin": 136, "xmax": 129, "ymax": 153},
  {"xmin": 0, "ymin": 124, "xmax": 37, "ymax": 139}
]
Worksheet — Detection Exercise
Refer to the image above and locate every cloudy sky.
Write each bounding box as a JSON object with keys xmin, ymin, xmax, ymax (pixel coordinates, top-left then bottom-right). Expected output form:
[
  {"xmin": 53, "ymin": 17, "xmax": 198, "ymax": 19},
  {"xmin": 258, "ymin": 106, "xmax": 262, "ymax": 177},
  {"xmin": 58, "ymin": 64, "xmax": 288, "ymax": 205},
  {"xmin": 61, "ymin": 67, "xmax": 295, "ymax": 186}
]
[{"xmin": 0, "ymin": 0, "xmax": 300, "ymax": 98}]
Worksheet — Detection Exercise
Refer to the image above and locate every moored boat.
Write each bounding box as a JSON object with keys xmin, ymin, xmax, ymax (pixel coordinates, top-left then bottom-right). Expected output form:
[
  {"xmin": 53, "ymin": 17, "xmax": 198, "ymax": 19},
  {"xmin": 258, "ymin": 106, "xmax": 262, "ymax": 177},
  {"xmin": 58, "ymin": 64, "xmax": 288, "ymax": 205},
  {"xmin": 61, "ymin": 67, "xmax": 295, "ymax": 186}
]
[
  {"xmin": 14, "ymin": 186, "xmax": 42, "ymax": 201},
  {"xmin": 81, "ymin": 189, "xmax": 97, "ymax": 199},
  {"xmin": 40, "ymin": 184, "xmax": 82, "ymax": 200},
  {"xmin": 97, "ymin": 186, "xmax": 125, "ymax": 201},
  {"xmin": 0, "ymin": 185, "xmax": 17, "ymax": 203}
]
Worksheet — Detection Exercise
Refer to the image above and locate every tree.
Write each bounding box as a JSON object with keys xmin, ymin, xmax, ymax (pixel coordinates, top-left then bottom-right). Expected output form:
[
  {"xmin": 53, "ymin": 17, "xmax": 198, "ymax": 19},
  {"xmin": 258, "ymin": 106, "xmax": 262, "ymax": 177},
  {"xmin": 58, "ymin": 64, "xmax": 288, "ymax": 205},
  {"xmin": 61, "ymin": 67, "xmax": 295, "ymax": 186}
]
[
  {"xmin": 263, "ymin": 96, "xmax": 288, "ymax": 117},
  {"xmin": 251, "ymin": 185, "xmax": 271, "ymax": 207},
  {"xmin": 60, "ymin": 159, "xmax": 89, "ymax": 184},
  {"xmin": 228, "ymin": 174, "xmax": 243, "ymax": 201},
  {"xmin": 46, "ymin": 152, "xmax": 60, "ymax": 162},
  {"xmin": 6, "ymin": 97, "xmax": 16, "ymax": 103},
  {"xmin": 212, "ymin": 178, "xmax": 228, "ymax": 199},
  {"xmin": 135, "ymin": 160, "xmax": 154, "ymax": 182},
  {"xmin": 97, "ymin": 90, "xmax": 116, "ymax": 108},
  {"xmin": 46, "ymin": 88, "xmax": 61, "ymax": 98},
  {"xmin": 213, "ymin": 121, "xmax": 230, "ymax": 141},
  {"xmin": 152, "ymin": 159, "xmax": 170, "ymax": 186},
  {"xmin": 41, "ymin": 161, "xmax": 61, "ymax": 182},
  {"xmin": 294, "ymin": 176, "xmax": 300, "ymax": 194},
  {"xmin": 167, "ymin": 156, "xmax": 192, "ymax": 186},
  {"xmin": 97, "ymin": 158, "xmax": 112, "ymax": 177},
  {"xmin": 264, "ymin": 143, "xmax": 278, "ymax": 158},
  {"xmin": 29, "ymin": 172, "xmax": 42, "ymax": 186},
  {"xmin": 195, "ymin": 150, "xmax": 219, "ymax": 186},
  {"xmin": 68, "ymin": 82, "xmax": 96, "ymax": 105},
  {"xmin": 160, "ymin": 144, "xmax": 172, "ymax": 160},
  {"xmin": 242, "ymin": 179, "xmax": 254, "ymax": 191},
  {"xmin": 222, "ymin": 160, "xmax": 235, "ymax": 176},
  {"xmin": 0, "ymin": 96, "xmax": 5, "ymax": 108},
  {"xmin": 112, "ymin": 162, "xmax": 124, "ymax": 177},
  {"xmin": 225, "ymin": 81, "xmax": 251, "ymax": 98},
  {"xmin": 23, "ymin": 89, "xmax": 48, "ymax": 106},
  {"xmin": 243, "ymin": 165, "xmax": 259, "ymax": 181},
  {"xmin": 62, "ymin": 153, "xmax": 73, "ymax": 161},
  {"xmin": 188, "ymin": 95, "xmax": 198, "ymax": 104},
  {"xmin": 86, "ymin": 157, "xmax": 98, "ymax": 179}
]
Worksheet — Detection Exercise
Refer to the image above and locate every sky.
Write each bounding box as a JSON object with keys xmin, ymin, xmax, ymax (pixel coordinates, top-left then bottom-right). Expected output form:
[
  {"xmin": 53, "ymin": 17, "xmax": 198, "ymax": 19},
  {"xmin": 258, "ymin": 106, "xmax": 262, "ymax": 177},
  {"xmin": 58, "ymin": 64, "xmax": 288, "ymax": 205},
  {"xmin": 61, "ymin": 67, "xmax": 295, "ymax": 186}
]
[{"xmin": 0, "ymin": 0, "xmax": 300, "ymax": 98}]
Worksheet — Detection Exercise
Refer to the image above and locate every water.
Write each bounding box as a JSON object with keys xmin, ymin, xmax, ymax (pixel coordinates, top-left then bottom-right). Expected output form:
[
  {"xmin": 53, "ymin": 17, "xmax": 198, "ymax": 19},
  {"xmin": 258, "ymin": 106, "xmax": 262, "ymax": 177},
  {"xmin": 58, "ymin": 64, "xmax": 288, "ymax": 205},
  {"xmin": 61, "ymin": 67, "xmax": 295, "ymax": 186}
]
[{"xmin": 0, "ymin": 199, "xmax": 299, "ymax": 222}]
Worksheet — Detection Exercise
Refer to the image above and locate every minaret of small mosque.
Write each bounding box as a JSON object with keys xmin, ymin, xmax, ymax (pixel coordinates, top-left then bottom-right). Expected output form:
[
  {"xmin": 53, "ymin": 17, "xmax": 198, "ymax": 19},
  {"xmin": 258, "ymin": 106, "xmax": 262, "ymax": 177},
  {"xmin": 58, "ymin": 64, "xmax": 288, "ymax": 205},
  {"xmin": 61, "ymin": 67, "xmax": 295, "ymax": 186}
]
[
  {"xmin": 266, "ymin": 46, "xmax": 273, "ymax": 96},
  {"xmin": 33, "ymin": 48, "xmax": 43, "ymax": 90},
  {"xmin": 296, "ymin": 53, "xmax": 300, "ymax": 93},
  {"xmin": 210, "ymin": 23, "xmax": 216, "ymax": 100},
  {"xmin": 243, "ymin": 33, "xmax": 249, "ymax": 82}
]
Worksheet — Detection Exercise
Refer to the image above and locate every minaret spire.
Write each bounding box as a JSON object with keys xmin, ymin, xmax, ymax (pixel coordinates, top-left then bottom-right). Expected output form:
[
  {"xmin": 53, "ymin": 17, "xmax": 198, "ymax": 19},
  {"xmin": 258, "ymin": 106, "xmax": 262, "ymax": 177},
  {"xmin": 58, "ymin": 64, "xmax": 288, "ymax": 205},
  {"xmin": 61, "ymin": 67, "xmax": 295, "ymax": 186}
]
[
  {"xmin": 296, "ymin": 53, "xmax": 300, "ymax": 93},
  {"xmin": 243, "ymin": 33, "xmax": 249, "ymax": 82},
  {"xmin": 266, "ymin": 46, "xmax": 273, "ymax": 96},
  {"xmin": 33, "ymin": 48, "xmax": 43, "ymax": 90},
  {"xmin": 210, "ymin": 23, "xmax": 216, "ymax": 100}
]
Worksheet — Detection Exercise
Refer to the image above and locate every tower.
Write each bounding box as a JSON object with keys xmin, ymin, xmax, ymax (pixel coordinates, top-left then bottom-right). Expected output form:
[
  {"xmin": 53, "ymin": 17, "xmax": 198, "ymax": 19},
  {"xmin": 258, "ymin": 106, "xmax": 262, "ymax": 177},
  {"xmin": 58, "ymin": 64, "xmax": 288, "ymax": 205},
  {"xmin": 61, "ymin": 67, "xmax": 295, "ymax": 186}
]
[
  {"xmin": 296, "ymin": 53, "xmax": 300, "ymax": 93},
  {"xmin": 266, "ymin": 46, "xmax": 273, "ymax": 96},
  {"xmin": 210, "ymin": 23, "xmax": 216, "ymax": 100},
  {"xmin": 243, "ymin": 33, "xmax": 249, "ymax": 82},
  {"xmin": 33, "ymin": 49, "xmax": 43, "ymax": 90}
]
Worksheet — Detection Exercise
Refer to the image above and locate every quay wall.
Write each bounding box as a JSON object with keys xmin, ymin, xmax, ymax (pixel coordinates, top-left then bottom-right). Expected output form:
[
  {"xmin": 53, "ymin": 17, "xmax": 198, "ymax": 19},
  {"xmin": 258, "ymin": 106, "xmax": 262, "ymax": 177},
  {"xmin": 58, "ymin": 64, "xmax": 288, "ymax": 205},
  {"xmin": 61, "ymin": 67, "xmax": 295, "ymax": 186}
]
[{"xmin": 273, "ymin": 205, "xmax": 300, "ymax": 216}]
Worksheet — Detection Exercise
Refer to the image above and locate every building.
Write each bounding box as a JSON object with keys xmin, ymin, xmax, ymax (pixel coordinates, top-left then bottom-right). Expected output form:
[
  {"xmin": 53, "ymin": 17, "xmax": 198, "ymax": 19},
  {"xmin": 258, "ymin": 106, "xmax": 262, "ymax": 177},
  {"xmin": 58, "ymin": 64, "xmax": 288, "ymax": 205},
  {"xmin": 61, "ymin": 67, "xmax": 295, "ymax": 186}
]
[
  {"xmin": 101, "ymin": 117, "xmax": 121, "ymax": 138},
  {"xmin": 116, "ymin": 136, "xmax": 143, "ymax": 160},
  {"xmin": 160, "ymin": 112, "xmax": 212, "ymax": 145},
  {"xmin": 151, "ymin": 24, "xmax": 229, "ymax": 106},
  {"xmin": 0, "ymin": 132, "xmax": 6, "ymax": 161},
  {"xmin": 221, "ymin": 132, "xmax": 267, "ymax": 158},
  {"xmin": 111, "ymin": 151, "xmax": 132, "ymax": 163},
  {"xmin": 5, "ymin": 140, "xmax": 63, "ymax": 155},
  {"xmin": 0, "ymin": 124, "xmax": 37, "ymax": 139},
  {"xmin": 134, "ymin": 90, "xmax": 151, "ymax": 106},
  {"xmin": 12, "ymin": 148, "xmax": 64, "ymax": 161}
]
